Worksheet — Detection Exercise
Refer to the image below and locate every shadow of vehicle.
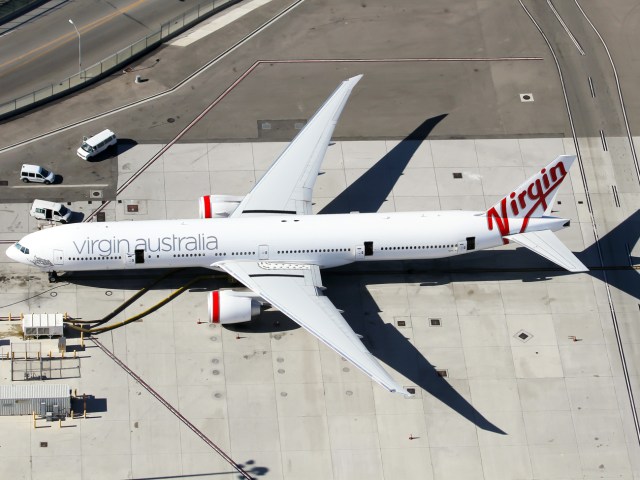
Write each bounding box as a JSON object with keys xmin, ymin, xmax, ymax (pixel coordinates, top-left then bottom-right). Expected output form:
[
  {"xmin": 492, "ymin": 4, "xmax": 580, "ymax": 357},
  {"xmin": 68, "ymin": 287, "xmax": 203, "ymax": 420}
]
[
  {"xmin": 66, "ymin": 210, "xmax": 85, "ymax": 224},
  {"xmin": 85, "ymin": 139, "xmax": 137, "ymax": 163}
]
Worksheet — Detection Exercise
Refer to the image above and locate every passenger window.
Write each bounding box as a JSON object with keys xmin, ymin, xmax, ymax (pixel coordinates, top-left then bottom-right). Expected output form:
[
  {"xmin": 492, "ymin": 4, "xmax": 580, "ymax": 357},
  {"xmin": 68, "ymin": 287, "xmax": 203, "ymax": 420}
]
[{"xmin": 29, "ymin": 173, "xmax": 35, "ymax": 178}]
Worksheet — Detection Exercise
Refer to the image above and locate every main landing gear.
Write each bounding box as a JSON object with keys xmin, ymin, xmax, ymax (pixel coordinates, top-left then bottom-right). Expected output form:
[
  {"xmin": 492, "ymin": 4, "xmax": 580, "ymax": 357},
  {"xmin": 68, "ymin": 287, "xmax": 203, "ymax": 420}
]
[{"xmin": 48, "ymin": 271, "xmax": 58, "ymax": 283}]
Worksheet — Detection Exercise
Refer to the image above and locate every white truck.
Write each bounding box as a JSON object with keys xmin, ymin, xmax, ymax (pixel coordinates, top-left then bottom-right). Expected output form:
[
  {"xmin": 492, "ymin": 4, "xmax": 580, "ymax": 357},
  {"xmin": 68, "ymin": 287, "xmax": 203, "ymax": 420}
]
[{"xmin": 77, "ymin": 129, "xmax": 117, "ymax": 160}]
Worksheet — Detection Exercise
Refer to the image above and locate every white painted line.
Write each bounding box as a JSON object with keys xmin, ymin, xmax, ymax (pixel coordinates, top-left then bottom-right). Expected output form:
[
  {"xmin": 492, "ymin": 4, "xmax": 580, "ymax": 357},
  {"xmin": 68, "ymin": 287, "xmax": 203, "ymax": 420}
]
[
  {"xmin": 7, "ymin": 184, "xmax": 109, "ymax": 188},
  {"xmin": 547, "ymin": 0, "xmax": 585, "ymax": 55},
  {"xmin": 170, "ymin": 0, "xmax": 273, "ymax": 47}
]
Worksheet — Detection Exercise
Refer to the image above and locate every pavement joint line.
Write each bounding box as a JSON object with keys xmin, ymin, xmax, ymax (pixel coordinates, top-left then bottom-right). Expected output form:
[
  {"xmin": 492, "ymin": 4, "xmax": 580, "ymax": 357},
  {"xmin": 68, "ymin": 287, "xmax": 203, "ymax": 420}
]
[{"xmin": 90, "ymin": 336, "xmax": 254, "ymax": 480}]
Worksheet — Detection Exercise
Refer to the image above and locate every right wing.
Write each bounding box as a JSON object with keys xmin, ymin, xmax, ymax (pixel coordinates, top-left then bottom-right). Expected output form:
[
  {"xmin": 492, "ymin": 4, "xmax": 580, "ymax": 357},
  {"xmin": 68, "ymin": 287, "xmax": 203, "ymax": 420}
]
[
  {"xmin": 215, "ymin": 260, "xmax": 411, "ymax": 396},
  {"xmin": 505, "ymin": 230, "xmax": 588, "ymax": 272},
  {"xmin": 230, "ymin": 75, "xmax": 363, "ymax": 217}
]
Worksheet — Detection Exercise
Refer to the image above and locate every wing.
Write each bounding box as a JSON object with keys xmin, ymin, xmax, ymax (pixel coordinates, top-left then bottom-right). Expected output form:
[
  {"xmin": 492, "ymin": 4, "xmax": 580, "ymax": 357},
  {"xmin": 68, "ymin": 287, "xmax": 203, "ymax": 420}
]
[
  {"xmin": 505, "ymin": 230, "xmax": 588, "ymax": 272},
  {"xmin": 215, "ymin": 260, "xmax": 411, "ymax": 396},
  {"xmin": 230, "ymin": 75, "xmax": 363, "ymax": 217}
]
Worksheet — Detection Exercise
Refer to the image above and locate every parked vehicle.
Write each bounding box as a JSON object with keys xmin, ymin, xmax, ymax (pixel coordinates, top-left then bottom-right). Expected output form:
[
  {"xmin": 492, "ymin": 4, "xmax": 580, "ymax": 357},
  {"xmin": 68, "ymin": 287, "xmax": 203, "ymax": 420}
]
[
  {"xmin": 20, "ymin": 164, "xmax": 55, "ymax": 184},
  {"xmin": 30, "ymin": 200, "xmax": 72, "ymax": 223},
  {"xmin": 77, "ymin": 129, "xmax": 117, "ymax": 160}
]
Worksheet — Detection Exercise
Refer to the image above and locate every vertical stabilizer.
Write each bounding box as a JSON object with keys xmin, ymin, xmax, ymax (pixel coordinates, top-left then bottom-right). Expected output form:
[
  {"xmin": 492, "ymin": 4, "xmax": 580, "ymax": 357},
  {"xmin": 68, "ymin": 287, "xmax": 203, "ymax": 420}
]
[{"xmin": 486, "ymin": 155, "xmax": 575, "ymax": 236}]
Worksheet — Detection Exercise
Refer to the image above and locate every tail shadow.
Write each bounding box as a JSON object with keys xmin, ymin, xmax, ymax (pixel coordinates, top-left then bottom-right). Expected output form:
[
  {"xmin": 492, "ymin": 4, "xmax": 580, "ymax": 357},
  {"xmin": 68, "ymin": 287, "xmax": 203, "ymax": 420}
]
[
  {"xmin": 578, "ymin": 209, "xmax": 640, "ymax": 301},
  {"xmin": 319, "ymin": 114, "xmax": 447, "ymax": 214}
]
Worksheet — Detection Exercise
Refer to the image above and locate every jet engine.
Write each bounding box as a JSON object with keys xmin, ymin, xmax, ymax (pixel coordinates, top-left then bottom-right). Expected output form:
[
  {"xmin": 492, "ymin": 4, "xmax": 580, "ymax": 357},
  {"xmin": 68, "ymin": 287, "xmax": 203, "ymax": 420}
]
[
  {"xmin": 208, "ymin": 290, "xmax": 263, "ymax": 324},
  {"xmin": 199, "ymin": 195, "xmax": 244, "ymax": 219}
]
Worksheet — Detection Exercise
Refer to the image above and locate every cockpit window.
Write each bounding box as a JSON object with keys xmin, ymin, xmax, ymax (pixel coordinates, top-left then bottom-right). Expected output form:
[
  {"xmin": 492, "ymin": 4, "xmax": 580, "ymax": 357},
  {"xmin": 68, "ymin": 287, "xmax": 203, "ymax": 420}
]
[{"xmin": 14, "ymin": 242, "xmax": 29, "ymax": 254}]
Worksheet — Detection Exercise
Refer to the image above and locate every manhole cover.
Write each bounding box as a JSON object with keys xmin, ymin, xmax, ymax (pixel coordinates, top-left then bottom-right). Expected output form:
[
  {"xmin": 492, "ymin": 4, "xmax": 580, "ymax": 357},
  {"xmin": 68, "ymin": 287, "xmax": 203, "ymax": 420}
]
[
  {"xmin": 167, "ymin": 117, "xmax": 175, "ymax": 123},
  {"xmin": 520, "ymin": 93, "xmax": 534, "ymax": 102}
]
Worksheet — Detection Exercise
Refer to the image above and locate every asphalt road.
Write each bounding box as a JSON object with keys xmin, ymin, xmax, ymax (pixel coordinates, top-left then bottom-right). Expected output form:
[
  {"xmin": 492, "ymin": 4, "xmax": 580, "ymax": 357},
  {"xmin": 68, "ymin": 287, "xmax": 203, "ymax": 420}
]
[{"xmin": 0, "ymin": 0, "xmax": 205, "ymax": 106}]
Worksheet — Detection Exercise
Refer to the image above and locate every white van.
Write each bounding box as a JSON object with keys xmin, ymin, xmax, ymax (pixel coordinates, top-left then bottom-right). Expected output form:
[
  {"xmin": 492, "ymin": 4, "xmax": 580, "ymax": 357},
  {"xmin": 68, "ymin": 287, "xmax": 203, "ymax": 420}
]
[
  {"xmin": 77, "ymin": 129, "xmax": 117, "ymax": 160},
  {"xmin": 20, "ymin": 164, "xmax": 56, "ymax": 184},
  {"xmin": 30, "ymin": 200, "xmax": 73, "ymax": 223}
]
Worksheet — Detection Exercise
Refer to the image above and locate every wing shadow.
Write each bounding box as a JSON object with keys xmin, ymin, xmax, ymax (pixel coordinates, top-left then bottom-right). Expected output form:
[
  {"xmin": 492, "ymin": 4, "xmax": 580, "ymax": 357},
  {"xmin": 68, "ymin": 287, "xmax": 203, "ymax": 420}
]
[
  {"xmin": 319, "ymin": 114, "xmax": 447, "ymax": 214},
  {"xmin": 325, "ymin": 273, "xmax": 505, "ymax": 434}
]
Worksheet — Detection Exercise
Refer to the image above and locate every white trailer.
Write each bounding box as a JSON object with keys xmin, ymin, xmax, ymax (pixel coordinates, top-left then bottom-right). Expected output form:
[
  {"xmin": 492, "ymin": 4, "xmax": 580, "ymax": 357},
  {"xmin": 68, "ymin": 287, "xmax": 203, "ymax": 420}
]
[{"xmin": 22, "ymin": 313, "xmax": 64, "ymax": 338}]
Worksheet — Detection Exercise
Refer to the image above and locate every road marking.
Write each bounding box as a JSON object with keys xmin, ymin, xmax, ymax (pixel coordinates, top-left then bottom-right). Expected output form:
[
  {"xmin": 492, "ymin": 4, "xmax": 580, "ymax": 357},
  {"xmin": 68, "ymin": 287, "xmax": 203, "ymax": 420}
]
[
  {"xmin": 546, "ymin": 0, "xmax": 585, "ymax": 55},
  {"xmin": 588, "ymin": 76, "xmax": 595, "ymax": 97},
  {"xmin": 170, "ymin": 0, "xmax": 273, "ymax": 47}
]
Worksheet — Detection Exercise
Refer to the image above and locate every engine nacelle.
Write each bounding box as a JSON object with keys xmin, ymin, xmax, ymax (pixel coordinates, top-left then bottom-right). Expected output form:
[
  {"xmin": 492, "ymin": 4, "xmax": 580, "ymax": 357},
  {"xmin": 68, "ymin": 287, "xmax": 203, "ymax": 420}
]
[
  {"xmin": 199, "ymin": 195, "xmax": 244, "ymax": 219},
  {"xmin": 208, "ymin": 290, "xmax": 262, "ymax": 324}
]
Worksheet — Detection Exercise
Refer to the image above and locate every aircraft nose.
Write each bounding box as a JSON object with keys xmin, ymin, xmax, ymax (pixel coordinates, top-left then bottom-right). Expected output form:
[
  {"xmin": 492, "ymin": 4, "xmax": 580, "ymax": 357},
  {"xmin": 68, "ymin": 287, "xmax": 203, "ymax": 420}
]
[{"xmin": 5, "ymin": 244, "xmax": 19, "ymax": 262}]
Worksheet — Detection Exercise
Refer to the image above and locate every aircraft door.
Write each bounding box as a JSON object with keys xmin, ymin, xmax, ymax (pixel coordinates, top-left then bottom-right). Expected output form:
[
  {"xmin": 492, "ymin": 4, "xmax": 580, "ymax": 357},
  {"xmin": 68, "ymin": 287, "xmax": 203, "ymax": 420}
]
[
  {"xmin": 259, "ymin": 245, "xmax": 269, "ymax": 260},
  {"xmin": 355, "ymin": 246, "xmax": 365, "ymax": 260},
  {"xmin": 53, "ymin": 250, "xmax": 63, "ymax": 265},
  {"xmin": 457, "ymin": 241, "xmax": 466, "ymax": 254}
]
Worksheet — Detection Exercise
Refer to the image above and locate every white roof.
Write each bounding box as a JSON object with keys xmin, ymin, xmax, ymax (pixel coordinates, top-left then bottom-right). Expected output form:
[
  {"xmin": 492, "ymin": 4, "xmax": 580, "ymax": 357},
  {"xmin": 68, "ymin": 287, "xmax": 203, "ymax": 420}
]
[
  {"xmin": 23, "ymin": 313, "xmax": 64, "ymax": 328},
  {"xmin": 0, "ymin": 383, "xmax": 70, "ymax": 400},
  {"xmin": 85, "ymin": 129, "xmax": 115, "ymax": 145}
]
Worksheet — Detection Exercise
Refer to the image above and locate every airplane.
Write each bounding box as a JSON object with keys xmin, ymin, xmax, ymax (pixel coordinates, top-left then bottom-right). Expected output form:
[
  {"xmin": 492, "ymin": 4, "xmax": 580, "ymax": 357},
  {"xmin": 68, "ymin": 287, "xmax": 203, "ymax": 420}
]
[{"xmin": 6, "ymin": 75, "xmax": 588, "ymax": 396}]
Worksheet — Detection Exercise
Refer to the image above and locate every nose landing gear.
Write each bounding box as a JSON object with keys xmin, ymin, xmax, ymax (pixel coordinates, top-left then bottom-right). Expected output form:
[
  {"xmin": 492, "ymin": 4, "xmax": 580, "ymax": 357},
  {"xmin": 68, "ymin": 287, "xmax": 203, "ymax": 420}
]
[{"xmin": 48, "ymin": 271, "xmax": 58, "ymax": 283}]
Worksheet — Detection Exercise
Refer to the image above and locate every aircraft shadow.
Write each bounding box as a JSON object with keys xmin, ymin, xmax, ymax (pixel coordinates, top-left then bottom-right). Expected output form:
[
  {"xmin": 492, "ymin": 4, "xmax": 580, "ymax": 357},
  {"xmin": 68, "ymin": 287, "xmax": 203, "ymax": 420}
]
[
  {"xmin": 358, "ymin": 286, "xmax": 506, "ymax": 434},
  {"xmin": 319, "ymin": 114, "xmax": 448, "ymax": 214}
]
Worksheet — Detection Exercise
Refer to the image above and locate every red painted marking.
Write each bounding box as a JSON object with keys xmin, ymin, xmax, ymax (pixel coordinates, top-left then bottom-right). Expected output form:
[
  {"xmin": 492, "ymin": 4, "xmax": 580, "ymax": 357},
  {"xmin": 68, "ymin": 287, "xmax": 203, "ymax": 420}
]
[
  {"xmin": 487, "ymin": 161, "xmax": 567, "ymax": 241},
  {"xmin": 212, "ymin": 291, "xmax": 220, "ymax": 323},
  {"xmin": 202, "ymin": 195, "xmax": 212, "ymax": 219}
]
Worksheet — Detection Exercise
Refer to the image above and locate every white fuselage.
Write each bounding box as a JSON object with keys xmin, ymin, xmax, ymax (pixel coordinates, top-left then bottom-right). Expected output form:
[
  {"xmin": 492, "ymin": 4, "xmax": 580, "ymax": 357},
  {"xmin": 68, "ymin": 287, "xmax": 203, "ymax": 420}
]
[{"xmin": 10, "ymin": 211, "xmax": 568, "ymax": 273}]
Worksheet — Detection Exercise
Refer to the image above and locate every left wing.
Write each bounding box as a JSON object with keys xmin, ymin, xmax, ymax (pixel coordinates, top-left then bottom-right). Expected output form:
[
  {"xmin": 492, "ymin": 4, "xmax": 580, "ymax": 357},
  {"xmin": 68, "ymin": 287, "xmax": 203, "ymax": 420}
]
[
  {"xmin": 230, "ymin": 75, "xmax": 362, "ymax": 217},
  {"xmin": 215, "ymin": 260, "xmax": 411, "ymax": 396}
]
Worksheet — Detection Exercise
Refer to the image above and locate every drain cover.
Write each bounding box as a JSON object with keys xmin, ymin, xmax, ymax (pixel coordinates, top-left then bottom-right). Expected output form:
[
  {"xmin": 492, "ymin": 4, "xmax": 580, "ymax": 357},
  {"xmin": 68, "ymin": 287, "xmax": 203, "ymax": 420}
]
[{"xmin": 515, "ymin": 329, "xmax": 533, "ymax": 342}]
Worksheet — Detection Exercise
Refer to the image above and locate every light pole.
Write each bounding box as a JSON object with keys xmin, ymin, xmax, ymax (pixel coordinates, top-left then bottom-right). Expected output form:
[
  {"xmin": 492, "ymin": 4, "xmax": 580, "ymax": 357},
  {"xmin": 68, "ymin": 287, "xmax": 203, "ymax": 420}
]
[{"xmin": 68, "ymin": 19, "xmax": 82, "ymax": 79}]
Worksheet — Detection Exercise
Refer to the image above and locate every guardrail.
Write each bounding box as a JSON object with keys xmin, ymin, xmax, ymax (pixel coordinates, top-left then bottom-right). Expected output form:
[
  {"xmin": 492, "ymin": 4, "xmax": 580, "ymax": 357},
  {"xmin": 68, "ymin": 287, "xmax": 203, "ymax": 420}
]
[{"xmin": 0, "ymin": 0, "xmax": 240, "ymax": 121}]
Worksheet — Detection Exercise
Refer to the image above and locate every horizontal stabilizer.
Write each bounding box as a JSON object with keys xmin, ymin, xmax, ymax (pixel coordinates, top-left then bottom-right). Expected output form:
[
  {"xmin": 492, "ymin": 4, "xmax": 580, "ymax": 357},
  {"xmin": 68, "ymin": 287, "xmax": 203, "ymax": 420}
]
[{"xmin": 505, "ymin": 230, "xmax": 588, "ymax": 272}]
